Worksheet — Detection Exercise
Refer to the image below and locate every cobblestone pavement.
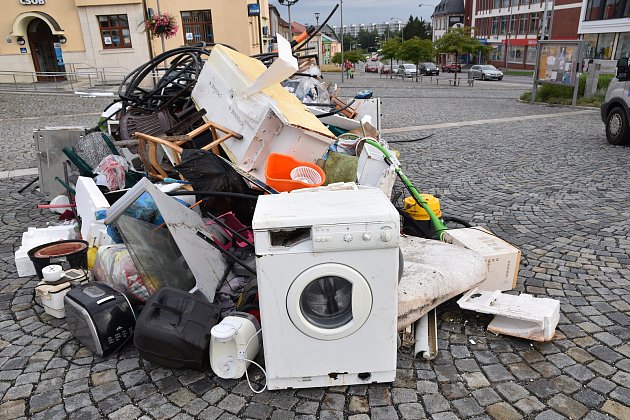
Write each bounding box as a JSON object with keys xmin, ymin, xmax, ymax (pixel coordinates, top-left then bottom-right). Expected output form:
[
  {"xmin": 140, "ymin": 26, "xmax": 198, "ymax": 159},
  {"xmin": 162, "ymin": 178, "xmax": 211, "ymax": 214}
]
[{"xmin": 1, "ymin": 73, "xmax": 629, "ymax": 420}]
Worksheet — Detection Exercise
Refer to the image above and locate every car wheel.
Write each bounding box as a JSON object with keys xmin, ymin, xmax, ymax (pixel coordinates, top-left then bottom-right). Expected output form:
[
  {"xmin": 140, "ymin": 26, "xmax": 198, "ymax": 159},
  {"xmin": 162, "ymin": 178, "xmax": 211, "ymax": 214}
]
[
  {"xmin": 481, "ymin": 74, "xmax": 486, "ymax": 81},
  {"xmin": 606, "ymin": 107, "xmax": 630, "ymax": 145},
  {"xmin": 498, "ymin": 76, "xmax": 503, "ymax": 80}
]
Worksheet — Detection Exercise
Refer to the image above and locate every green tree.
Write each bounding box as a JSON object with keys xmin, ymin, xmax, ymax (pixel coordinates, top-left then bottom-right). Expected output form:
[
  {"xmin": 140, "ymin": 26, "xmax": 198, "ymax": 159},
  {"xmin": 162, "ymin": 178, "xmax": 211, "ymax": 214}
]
[
  {"xmin": 433, "ymin": 27, "xmax": 489, "ymax": 80},
  {"xmin": 332, "ymin": 50, "xmax": 364, "ymax": 65},
  {"xmin": 399, "ymin": 37, "xmax": 434, "ymax": 81},
  {"xmin": 380, "ymin": 38, "xmax": 401, "ymax": 79}
]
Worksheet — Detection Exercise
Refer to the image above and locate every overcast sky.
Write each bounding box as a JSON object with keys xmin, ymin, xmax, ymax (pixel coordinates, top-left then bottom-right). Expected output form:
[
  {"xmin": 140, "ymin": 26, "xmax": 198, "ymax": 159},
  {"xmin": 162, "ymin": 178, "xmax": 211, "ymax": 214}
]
[{"xmin": 268, "ymin": 0, "xmax": 436, "ymax": 27}]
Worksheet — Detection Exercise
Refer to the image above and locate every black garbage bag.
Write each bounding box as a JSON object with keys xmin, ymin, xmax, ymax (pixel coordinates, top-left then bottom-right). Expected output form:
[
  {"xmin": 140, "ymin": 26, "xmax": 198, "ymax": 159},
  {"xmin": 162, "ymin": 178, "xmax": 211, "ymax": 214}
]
[{"xmin": 174, "ymin": 149, "xmax": 260, "ymax": 224}]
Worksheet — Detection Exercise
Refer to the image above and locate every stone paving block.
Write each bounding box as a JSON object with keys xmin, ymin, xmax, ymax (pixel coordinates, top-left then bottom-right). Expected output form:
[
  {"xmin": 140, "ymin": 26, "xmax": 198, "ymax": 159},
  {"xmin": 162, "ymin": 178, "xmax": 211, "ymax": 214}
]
[
  {"xmin": 573, "ymin": 389, "xmax": 606, "ymax": 409},
  {"xmin": 422, "ymin": 393, "xmax": 450, "ymax": 414},
  {"xmin": 496, "ymin": 382, "xmax": 530, "ymax": 403},
  {"xmin": 3, "ymin": 383, "xmax": 33, "ymax": 400},
  {"xmin": 610, "ymin": 387, "xmax": 630, "ymax": 405},
  {"xmin": 452, "ymin": 397, "xmax": 484, "ymax": 418},
  {"xmin": 602, "ymin": 400, "xmax": 630, "ymax": 419},
  {"xmin": 349, "ymin": 396, "xmax": 369, "ymax": 413},
  {"xmin": 398, "ymin": 402, "xmax": 426, "ymax": 419},
  {"xmin": 482, "ymin": 364, "xmax": 515, "ymax": 382},
  {"xmin": 217, "ymin": 394, "xmax": 246, "ymax": 414},
  {"xmin": 108, "ymin": 404, "xmax": 142, "ymax": 419},
  {"xmin": 203, "ymin": 387, "xmax": 227, "ymax": 405},
  {"xmin": 29, "ymin": 390, "xmax": 62, "ymax": 414},
  {"xmin": 611, "ymin": 371, "xmax": 630, "ymax": 388},
  {"xmin": 392, "ymin": 387, "xmax": 417, "ymax": 404},
  {"xmin": 527, "ymin": 379, "xmax": 559, "ymax": 399},
  {"xmin": 370, "ymin": 405, "xmax": 398, "ymax": 420},
  {"xmin": 271, "ymin": 409, "xmax": 296, "ymax": 420},
  {"xmin": 295, "ymin": 400, "xmax": 319, "ymax": 415},
  {"xmin": 0, "ymin": 400, "xmax": 25, "ymax": 418},
  {"xmin": 486, "ymin": 402, "xmax": 523, "ymax": 420},
  {"xmin": 533, "ymin": 409, "xmax": 567, "ymax": 420},
  {"xmin": 198, "ymin": 406, "xmax": 224, "ymax": 420},
  {"xmin": 547, "ymin": 394, "xmax": 589, "ymax": 419},
  {"xmin": 242, "ymin": 402, "xmax": 273, "ymax": 419},
  {"xmin": 514, "ymin": 396, "xmax": 546, "ymax": 415},
  {"xmin": 368, "ymin": 387, "xmax": 391, "ymax": 407},
  {"xmin": 431, "ymin": 412, "xmax": 460, "ymax": 420}
]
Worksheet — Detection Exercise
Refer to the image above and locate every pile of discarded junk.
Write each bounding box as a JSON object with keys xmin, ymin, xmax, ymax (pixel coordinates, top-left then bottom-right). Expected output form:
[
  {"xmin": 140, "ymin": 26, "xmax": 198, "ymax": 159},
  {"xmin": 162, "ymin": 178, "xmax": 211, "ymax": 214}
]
[{"xmin": 17, "ymin": 22, "xmax": 561, "ymax": 392}]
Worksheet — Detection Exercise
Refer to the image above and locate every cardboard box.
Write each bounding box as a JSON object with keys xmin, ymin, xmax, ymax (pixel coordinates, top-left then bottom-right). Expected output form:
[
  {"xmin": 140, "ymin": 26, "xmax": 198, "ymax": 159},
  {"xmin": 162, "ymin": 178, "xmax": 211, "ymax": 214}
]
[{"xmin": 443, "ymin": 227, "xmax": 521, "ymax": 291}]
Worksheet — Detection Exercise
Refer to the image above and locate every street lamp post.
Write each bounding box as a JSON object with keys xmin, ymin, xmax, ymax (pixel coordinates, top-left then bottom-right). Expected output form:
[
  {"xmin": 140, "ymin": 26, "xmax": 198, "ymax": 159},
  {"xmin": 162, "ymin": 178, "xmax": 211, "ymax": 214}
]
[
  {"xmin": 278, "ymin": 0, "xmax": 300, "ymax": 32},
  {"xmin": 505, "ymin": 31, "xmax": 511, "ymax": 72},
  {"xmin": 315, "ymin": 12, "xmax": 320, "ymax": 65}
]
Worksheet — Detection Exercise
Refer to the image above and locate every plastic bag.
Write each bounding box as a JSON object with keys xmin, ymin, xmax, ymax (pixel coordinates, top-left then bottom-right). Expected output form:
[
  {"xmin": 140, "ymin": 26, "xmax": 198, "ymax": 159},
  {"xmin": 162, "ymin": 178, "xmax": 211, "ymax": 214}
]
[
  {"xmin": 92, "ymin": 244, "xmax": 153, "ymax": 302},
  {"xmin": 294, "ymin": 77, "xmax": 330, "ymax": 104},
  {"xmin": 94, "ymin": 155, "xmax": 128, "ymax": 191}
]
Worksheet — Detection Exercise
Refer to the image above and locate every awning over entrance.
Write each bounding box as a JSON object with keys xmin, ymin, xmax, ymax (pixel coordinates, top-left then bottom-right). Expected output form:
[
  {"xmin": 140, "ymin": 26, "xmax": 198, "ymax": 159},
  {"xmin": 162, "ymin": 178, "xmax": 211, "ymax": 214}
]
[{"xmin": 11, "ymin": 11, "xmax": 64, "ymax": 37}]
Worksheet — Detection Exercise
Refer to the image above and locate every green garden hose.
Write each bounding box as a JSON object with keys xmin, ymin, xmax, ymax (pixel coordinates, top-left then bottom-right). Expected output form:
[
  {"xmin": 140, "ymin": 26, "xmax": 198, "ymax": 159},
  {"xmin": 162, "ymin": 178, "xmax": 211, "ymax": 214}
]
[{"xmin": 364, "ymin": 138, "xmax": 448, "ymax": 240}]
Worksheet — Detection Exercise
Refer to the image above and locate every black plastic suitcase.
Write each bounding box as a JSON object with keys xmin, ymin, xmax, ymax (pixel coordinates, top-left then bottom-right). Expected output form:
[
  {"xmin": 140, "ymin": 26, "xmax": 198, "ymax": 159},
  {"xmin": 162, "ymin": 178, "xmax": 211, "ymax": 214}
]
[{"xmin": 134, "ymin": 288, "xmax": 221, "ymax": 370}]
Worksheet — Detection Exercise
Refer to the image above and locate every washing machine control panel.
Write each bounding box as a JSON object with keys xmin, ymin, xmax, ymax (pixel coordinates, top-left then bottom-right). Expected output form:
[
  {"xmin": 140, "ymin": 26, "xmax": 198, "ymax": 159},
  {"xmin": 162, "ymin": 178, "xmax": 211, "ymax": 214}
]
[{"xmin": 312, "ymin": 223, "xmax": 399, "ymax": 252}]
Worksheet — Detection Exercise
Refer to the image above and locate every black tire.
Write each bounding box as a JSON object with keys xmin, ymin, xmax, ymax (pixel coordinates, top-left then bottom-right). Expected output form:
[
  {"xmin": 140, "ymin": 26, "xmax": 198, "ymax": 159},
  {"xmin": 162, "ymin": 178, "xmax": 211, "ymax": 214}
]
[
  {"xmin": 606, "ymin": 107, "xmax": 630, "ymax": 145},
  {"xmin": 498, "ymin": 76, "xmax": 503, "ymax": 80},
  {"xmin": 482, "ymin": 74, "xmax": 486, "ymax": 81}
]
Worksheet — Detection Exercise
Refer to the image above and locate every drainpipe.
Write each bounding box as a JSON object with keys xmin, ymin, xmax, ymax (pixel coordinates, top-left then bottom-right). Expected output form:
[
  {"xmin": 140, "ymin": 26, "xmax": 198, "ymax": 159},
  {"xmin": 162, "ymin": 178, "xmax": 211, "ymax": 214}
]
[{"xmin": 141, "ymin": 0, "xmax": 154, "ymax": 61}]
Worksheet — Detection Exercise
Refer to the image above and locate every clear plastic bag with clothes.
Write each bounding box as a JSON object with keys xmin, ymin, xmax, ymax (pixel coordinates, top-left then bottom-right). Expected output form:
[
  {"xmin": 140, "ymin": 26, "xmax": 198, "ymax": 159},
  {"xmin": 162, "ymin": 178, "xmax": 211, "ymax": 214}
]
[
  {"xmin": 94, "ymin": 155, "xmax": 128, "ymax": 191},
  {"xmin": 92, "ymin": 244, "xmax": 154, "ymax": 302},
  {"xmin": 294, "ymin": 76, "xmax": 330, "ymax": 104}
]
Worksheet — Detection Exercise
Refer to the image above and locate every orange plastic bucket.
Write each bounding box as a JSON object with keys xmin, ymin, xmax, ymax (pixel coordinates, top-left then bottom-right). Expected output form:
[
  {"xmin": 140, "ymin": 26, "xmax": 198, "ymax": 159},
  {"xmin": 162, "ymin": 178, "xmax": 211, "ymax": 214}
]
[{"xmin": 265, "ymin": 153, "xmax": 326, "ymax": 192}]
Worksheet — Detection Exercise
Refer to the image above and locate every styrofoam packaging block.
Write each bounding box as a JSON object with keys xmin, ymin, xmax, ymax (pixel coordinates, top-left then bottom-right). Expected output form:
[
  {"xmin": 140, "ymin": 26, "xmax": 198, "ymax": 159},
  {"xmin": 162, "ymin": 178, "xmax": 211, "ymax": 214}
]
[
  {"xmin": 76, "ymin": 177, "xmax": 110, "ymax": 241},
  {"xmin": 15, "ymin": 225, "xmax": 78, "ymax": 277},
  {"xmin": 458, "ymin": 288, "xmax": 560, "ymax": 341},
  {"xmin": 191, "ymin": 37, "xmax": 335, "ymax": 182},
  {"xmin": 442, "ymin": 227, "xmax": 521, "ymax": 292}
]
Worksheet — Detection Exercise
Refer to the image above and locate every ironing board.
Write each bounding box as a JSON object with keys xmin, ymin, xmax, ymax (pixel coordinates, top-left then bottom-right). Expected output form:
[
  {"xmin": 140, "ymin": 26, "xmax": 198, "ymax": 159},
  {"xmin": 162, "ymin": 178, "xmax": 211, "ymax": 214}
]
[{"xmin": 398, "ymin": 236, "xmax": 487, "ymax": 331}]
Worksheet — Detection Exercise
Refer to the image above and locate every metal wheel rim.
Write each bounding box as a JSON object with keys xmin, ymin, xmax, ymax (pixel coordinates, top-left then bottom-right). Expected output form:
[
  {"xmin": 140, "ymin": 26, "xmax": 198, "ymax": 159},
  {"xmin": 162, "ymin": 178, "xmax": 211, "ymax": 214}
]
[{"xmin": 610, "ymin": 113, "xmax": 623, "ymax": 137}]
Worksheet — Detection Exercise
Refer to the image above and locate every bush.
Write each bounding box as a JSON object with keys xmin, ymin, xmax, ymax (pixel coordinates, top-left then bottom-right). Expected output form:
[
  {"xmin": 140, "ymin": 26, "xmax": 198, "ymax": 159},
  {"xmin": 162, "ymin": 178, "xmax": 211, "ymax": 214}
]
[{"xmin": 520, "ymin": 73, "xmax": 615, "ymax": 107}]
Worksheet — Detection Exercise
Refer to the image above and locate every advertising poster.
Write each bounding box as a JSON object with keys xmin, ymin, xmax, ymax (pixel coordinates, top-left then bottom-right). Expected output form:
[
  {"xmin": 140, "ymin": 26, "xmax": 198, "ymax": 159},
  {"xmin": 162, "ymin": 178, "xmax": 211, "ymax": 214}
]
[{"xmin": 537, "ymin": 43, "xmax": 578, "ymax": 85}]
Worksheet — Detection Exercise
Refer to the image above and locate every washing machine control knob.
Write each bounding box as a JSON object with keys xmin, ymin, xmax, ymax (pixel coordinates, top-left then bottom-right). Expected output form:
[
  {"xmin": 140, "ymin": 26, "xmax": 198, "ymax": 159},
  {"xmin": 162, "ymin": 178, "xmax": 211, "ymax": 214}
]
[
  {"xmin": 343, "ymin": 233, "xmax": 353, "ymax": 242},
  {"xmin": 362, "ymin": 232, "xmax": 372, "ymax": 241},
  {"xmin": 380, "ymin": 227, "xmax": 393, "ymax": 242}
]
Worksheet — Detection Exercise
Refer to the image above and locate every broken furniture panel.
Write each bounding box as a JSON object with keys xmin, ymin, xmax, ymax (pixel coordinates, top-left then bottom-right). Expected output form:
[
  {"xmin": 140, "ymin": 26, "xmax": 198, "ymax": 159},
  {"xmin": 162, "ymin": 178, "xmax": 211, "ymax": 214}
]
[
  {"xmin": 191, "ymin": 36, "xmax": 336, "ymax": 182},
  {"xmin": 397, "ymin": 235, "xmax": 487, "ymax": 331},
  {"xmin": 443, "ymin": 227, "xmax": 521, "ymax": 292},
  {"xmin": 457, "ymin": 288, "xmax": 560, "ymax": 342},
  {"xmin": 104, "ymin": 178, "xmax": 227, "ymax": 302}
]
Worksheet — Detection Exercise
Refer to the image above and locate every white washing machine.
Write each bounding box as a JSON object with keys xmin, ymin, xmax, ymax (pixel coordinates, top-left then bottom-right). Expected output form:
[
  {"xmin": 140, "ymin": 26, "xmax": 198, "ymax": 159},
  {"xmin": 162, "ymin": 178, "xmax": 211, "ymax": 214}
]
[{"xmin": 252, "ymin": 186, "xmax": 400, "ymax": 390}]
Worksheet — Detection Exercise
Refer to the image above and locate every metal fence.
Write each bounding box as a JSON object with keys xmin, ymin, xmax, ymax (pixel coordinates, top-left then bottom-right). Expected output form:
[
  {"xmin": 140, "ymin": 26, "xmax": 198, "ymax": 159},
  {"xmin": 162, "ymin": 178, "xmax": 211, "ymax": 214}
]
[{"xmin": 0, "ymin": 66, "xmax": 129, "ymax": 93}]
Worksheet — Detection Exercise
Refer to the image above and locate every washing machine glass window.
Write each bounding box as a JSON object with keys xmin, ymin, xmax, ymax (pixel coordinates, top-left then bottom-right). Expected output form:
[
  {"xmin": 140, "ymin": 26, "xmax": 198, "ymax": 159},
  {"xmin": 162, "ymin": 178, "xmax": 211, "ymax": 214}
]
[
  {"xmin": 300, "ymin": 276, "xmax": 353, "ymax": 329},
  {"xmin": 287, "ymin": 263, "xmax": 372, "ymax": 341}
]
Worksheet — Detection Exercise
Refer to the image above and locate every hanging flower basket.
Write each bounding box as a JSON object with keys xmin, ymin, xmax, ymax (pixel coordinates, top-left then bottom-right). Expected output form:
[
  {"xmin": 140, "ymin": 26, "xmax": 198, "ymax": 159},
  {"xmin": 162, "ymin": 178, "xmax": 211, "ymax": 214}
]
[{"xmin": 144, "ymin": 13, "xmax": 179, "ymax": 39}]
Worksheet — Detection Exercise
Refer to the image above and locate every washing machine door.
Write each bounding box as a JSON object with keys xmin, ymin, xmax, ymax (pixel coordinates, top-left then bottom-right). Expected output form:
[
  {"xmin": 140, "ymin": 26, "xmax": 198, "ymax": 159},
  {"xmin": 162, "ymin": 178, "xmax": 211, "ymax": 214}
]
[{"xmin": 287, "ymin": 263, "xmax": 372, "ymax": 341}]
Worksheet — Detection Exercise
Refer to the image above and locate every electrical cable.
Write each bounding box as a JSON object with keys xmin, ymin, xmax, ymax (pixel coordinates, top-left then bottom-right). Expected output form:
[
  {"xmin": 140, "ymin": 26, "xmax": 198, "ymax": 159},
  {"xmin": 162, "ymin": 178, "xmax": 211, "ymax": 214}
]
[
  {"xmin": 241, "ymin": 328, "xmax": 266, "ymax": 394},
  {"xmin": 165, "ymin": 191, "xmax": 259, "ymax": 200},
  {"xmin": 386, "ymin": 134, "xmax": 435, "ymax": 143},
  {"xmin": 312, "ymin": 99, "xmax": 356, "ymax": 118},
  {"xmin": 292, "ymin": 5, "xmax": 339, "ymax": 52}
]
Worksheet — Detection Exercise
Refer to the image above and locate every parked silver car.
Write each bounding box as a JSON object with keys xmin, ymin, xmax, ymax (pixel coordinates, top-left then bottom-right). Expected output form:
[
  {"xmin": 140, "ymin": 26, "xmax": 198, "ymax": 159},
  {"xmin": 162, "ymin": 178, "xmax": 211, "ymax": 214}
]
[
  {"xmin": 470, "ymin": 65, "xmax": 504, "ymax": 81},
  {"xmin": 398, "ymin": 64, "xmax": 417, "ymax": 78}
]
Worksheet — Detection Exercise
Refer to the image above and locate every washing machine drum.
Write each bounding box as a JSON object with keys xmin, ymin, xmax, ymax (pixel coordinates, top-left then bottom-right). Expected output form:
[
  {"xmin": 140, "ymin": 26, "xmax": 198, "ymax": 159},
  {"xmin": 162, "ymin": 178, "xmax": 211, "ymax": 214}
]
[
  {"xmin": 287, "ymin": 264, "xmax": 372, "ymax": 341},
  {"xmin": 300, "ymin": 276, "xmax": 354, "ymax": 329}
]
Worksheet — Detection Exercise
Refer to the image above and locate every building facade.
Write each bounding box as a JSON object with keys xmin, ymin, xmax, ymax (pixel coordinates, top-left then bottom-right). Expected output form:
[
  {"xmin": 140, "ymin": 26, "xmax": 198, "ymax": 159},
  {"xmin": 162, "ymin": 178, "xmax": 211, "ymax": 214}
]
[
  {"xmin": 471, "ymin": 0, "xmax": 582, "ymax": 69},
  {"xmin": 2, "ymin": 0, "xmax": 269, "ymax": 82},
  {"xmin": 578, "ymin": 0, "xmax": 630, "ymax": 61},
  {"xmin": 332, "ymin": 21, "xmax": 403, "ymax": 39},
  {"xmin": 433, "ymin": 0, "xmax": 467, "ymax": 42}
]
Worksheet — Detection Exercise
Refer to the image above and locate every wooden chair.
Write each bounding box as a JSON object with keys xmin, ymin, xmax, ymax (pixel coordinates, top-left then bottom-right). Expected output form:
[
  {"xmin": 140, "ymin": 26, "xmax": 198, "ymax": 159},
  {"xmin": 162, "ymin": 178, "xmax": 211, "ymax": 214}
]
[{"xmin": 134, "ymin": 121, "xmax": 243, "ymax": 181}]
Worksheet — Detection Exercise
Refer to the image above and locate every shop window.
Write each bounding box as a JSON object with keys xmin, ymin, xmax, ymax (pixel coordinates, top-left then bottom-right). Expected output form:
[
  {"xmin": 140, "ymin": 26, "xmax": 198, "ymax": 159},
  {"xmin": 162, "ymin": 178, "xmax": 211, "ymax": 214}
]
[
  {"xmin": 181, "ymin": 10, "xmax": 214, "ymax": 45},
  {"xmin": 596, "ymin": 32, "xmax": 615, "ymax": 59},
  {"xmin": 98, "ymin": 14, "xmax": 132, "ymax": 49},
  {"xmin": 508, "ymin": 45, "xmax": 524, "ymax": 63},
  {"xmin": 525, "ymin": 46, "xmax": 537, "ymax": 64},
  {"xmin": 615, "ymin": 32, "xmax": 630, "ymax": 59}
]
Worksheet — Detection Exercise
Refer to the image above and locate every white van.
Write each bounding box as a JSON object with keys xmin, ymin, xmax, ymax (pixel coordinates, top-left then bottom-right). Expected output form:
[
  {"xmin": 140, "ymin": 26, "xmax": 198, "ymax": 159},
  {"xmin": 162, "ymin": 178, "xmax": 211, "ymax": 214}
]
[{"xmin": 601, "ymin": 57, "xmax": 630, "ymax": 145}]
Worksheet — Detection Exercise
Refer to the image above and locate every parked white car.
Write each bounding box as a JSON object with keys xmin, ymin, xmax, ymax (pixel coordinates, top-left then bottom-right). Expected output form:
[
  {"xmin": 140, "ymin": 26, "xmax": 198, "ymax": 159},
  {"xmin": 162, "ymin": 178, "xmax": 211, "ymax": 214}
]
[{"xmin": 470, "ymin": 65, "xmax": 504, "ymax": 81}]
